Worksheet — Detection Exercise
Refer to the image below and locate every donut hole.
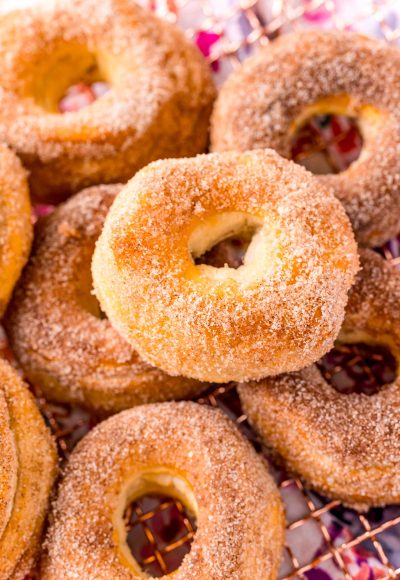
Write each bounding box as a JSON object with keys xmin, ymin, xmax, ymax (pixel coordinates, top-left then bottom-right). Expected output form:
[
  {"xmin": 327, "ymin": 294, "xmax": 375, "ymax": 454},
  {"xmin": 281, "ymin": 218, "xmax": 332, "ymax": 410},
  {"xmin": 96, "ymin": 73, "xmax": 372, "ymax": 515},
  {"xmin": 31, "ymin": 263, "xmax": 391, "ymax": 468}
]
[
  {"xmin": 58, "ymin": 81, "xmax": 110, "ymax": 113},
  {"xmin": 317, "ymin": 340, "xmax": 397, "ymax": 395},
  {"xmin": 30, "ymin": 44, "xmax": 112, "ymax": 113},
  {"xmin": 76, "ymin": 263, "xmax": 107, "ymax": 320},
  {"xmin": 188, "ymin": 212, "xmax": 278, "ymax": 285},
  {"xmin": 291, "ymin": 113, "xmax": 363, "ymax": 174},
  {"xmin": 194, "ymin": 228, "xmax": 257, "ymax": 269},
  {"xmin": 115, "ymin": 470, "xmax": 198, "ymax": 577},
  {"xmin": 289, "ymin": 96, "xmax": 375, "ymax": 174}
]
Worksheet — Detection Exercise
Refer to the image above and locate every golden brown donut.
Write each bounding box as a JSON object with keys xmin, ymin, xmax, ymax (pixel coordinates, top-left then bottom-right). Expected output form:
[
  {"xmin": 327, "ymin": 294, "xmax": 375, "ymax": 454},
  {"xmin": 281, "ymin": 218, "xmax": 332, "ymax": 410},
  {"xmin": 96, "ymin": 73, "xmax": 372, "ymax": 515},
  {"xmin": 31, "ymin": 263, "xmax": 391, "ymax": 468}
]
[
  {"xmin": 0, "ymin": 358, "xmax": 57, "ymax": 579},
  {"xmin": 211, "ymin": 31, "xmax": 400, "ymax": 247},
  {"xmin": 92, "ymin": 149, "xmax": 359, "ymax": 383},
  {"xmin": 0, "ymin": 144, "xmax": 32, "ymax": 317},
  {"xmin": 0, "ymin": 0, "xmax": 215, "ymax": 204},
  {"xmin": 42, "ymin": 401, "xmax": 284, "ymax": 579},
  {"xmin": 239, "ymin": 249, "xmax": 400, "ymax": 510},
  {"xmin": 4, "ymin": 184, "xmax": 205, "ymax": 414}
]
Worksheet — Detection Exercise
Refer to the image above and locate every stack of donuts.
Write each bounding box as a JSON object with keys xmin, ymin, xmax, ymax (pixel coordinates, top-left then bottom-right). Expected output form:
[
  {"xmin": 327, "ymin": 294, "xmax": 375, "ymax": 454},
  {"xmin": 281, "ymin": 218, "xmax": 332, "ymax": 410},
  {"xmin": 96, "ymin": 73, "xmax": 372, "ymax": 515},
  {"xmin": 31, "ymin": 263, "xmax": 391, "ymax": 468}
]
[{"xmin": 1, "ymin": 0, "xmax": 400, "ymax": 577}]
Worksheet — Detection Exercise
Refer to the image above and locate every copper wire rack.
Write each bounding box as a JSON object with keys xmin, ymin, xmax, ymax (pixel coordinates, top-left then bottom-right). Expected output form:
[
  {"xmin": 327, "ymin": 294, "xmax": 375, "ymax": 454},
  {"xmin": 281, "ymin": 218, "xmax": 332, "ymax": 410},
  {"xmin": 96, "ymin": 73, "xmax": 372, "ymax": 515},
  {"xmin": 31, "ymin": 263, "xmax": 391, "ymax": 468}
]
[{"xmin": 11, "ymin": 0, "xmax": 400, "ymax": 578}]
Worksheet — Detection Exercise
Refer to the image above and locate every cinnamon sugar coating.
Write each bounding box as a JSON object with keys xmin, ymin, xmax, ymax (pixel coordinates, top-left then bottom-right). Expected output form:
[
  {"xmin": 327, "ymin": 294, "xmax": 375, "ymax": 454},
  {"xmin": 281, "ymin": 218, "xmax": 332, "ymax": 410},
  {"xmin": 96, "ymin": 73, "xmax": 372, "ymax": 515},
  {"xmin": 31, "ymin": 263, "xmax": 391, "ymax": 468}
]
[
  {"xmin": 92, "ymin": 150, "xmax": 359, "ymax": 383},
  {"xmin": 5, "ymin": 185, "xmax": 206, "ymax": 414},
  {"xmin": 239, "ymin": 250, "xmax": 400, "ymax": 510},
  {"xmin": 0, "ymin": 0, "xmax": 215, "ymax": 204},
  {"xmin": 211, "ymin": 30, "xmax": 400, "ymax": 246},
  {"xmin": 0, "ymin": 358, "xmax": 57, "ymax": 578},
  {"xmin": 0, "ymin": 144, "xmax": 32, "ymax": 317},
  {"xmin": 42, "ymin": 401, "xmax": 284, "ymax": 579}
]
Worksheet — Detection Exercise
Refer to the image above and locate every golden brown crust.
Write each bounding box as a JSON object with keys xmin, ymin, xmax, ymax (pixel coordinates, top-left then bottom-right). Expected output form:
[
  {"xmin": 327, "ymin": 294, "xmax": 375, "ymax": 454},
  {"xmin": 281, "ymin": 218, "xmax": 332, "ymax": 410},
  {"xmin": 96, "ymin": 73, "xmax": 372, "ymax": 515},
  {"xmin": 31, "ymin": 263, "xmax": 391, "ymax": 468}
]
[
  {"xmin": 0, "ymin": 0, "xmax": 216, "ymax": 203},
  {"xmin": 0, "ymin": 358, "xmax": 58, "ymax": 578},
  {"xmin": 238, "ymin": 250, "xmax": 400, "ymax": 510},
  {"xmin": 0, "ymin": 144, "xmax": 32, "ymax": 317},
  {"xmin": 42, "ymin": 401, "xmax": 284, "ymax": 579},
  {"xmin": 4, "ymin": 185, "xmax": 206, "ymax": 414},
  {"xmin": 211, "ymin": 30, "xmax": 400, "ymax": 246},
  {"xmin": 92, "ymin": 149, "xmax": 359, "ymax": 383}
]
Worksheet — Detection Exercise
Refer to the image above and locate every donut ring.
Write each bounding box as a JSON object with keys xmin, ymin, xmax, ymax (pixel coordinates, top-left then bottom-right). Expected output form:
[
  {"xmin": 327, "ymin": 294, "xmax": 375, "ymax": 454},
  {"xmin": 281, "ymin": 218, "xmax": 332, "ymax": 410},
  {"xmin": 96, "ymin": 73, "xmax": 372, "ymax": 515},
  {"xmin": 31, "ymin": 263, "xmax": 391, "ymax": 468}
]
[
  {"xmin": 4, "ymin": 185, "xmax": 205, "ymax": 414},
  {"xmin": 0, "ymin": 0, "xmax": 215, "ymax": 204},
  {"xmin": 0, "ymin": 144, "xmax": 32, "ymax": 317},
  {"xmin": 0, "ymin": 358, "xmax": 57, "ymax": 578},
  {"xmin": 211, "ymin": 31, "xmax": 400, "ymax": 247},
  {"xmin": 92, "ymin": 149, "xmax": 359, "ymax": 383},
  {"xmin": 239, "ymin": 250, "xmax": 400, "ymax": 510},
  {"xmin": 42, "ymin": 401, "xmax": 284, "ymax": 579}
]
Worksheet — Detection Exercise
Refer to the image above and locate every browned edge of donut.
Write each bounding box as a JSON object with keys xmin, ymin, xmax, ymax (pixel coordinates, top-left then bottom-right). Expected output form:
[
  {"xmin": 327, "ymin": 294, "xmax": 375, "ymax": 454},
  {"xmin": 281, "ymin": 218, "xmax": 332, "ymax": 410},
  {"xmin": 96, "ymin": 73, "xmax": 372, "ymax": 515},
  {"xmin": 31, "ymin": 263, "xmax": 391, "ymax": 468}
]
[
  {"xmin": 4, "ymin": 184, "xmax": 207, "ymax": 414},
  {"xmin": 92, "ymin": 149, "xmax": 359, "ymax": 383},
  {"xmin": 238, "ymin": 250, "xmax": 400, "ymax": 510},
  {"xmin": 0, "ymin": 0, "xmax": 216, "ymax": 203},
  {"xmin": 42, "ymin": 401, "xmax": 285, "ymax": 579},
  {"xmin": 0, "ymin": 143, "xmax": 32, "ymax": 317},
  {"xmin": 0, "ymin": 358, "xmax": 58, "ymax": 578},
  {"xmin": 211, "ymin": 30, "xmax": 400, "ymax": 246}
]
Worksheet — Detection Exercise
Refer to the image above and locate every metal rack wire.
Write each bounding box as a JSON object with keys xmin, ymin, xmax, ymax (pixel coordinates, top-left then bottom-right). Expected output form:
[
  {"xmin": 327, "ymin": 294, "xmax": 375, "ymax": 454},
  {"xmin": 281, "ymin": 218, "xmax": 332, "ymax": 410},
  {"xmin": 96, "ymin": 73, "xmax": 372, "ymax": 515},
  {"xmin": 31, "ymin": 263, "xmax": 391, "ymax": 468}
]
[
  {"xmin": 28, "ymin": 0, "xmax": 400, "ymax": 578},
  {"xmin": 124, "ymin": 495, "xmax": 196, "ymax": 576}
]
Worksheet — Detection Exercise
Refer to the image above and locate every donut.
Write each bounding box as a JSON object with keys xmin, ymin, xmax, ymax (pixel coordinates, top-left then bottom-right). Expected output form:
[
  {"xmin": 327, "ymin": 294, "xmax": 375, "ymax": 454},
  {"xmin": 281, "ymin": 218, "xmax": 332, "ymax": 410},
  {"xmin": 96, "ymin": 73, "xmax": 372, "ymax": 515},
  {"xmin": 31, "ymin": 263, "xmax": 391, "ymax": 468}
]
[
  {"xmin": 92, "ymin": 149, "xmax": 359, "ymax": 383},
  {"xmin": 0, "ymin": 144, "xmax": 32, "ymax": 317},
  {"xmin": 0, "ymin": 358, "xmax": 57, "ymax": 578},
  {"xmin": 211, "ymin": 30, "xmax": 400, "ymax": 247},
  {"xmin": 4, "ymin": 185, "xmax": 205, "ymax": 414},
  {"xmin": 0, "ymin": 0, "xmax": 215, "ymax": 204},
  {"xmin": 41, "ymin": 401, "xmax": 284, "ymax": 579},
  {"xmin": 238, "ymin": 249, "xmax": 400, "ymax": 510}
]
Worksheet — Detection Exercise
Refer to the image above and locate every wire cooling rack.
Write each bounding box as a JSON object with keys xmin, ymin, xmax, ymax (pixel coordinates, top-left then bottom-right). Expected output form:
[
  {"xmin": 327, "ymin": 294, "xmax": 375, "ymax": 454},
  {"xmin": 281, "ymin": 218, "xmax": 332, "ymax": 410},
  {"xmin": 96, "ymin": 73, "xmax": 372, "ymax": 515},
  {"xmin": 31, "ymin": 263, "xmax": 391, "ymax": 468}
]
[
  {"xmin": 3, "ymin": 0, "xmax": 400, "ymax": 578},
  {"xmin": 146, "ymin": 0, "xmax": 400, "ymax": 77}
]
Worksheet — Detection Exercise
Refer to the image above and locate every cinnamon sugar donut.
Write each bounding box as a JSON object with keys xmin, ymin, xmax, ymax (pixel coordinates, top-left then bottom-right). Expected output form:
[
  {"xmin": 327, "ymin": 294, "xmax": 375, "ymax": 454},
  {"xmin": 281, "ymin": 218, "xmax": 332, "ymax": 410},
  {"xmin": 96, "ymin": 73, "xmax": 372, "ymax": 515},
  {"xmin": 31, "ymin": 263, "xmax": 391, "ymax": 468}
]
[
  {"xmin": 0, "ymin": 144, "xmax": 32, "ymax": 317},
  {"xmin": 92, "ymin": 150, "xmax": 359, "ymax": 383},
  {"xmin": 0, "ymin": 358, "xmax": 57, "ymax": 578},
  {"xmin": 211, "ymin": 31, "xmax": 400, "ymax": 247},
  {"xmin": 239, "ymin": 250, "xmax": 400, "ymax": 510},
  {"xmin": 4, "ymin": 185, "xmax": 205, "ymax": 414},
  {"xmin": 42, "ymin": 401, "xmax": 284, "ymax": 579},
  {"xmin": 0, "ymin": 0, "xmax": 215, "ymax": 204}
]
